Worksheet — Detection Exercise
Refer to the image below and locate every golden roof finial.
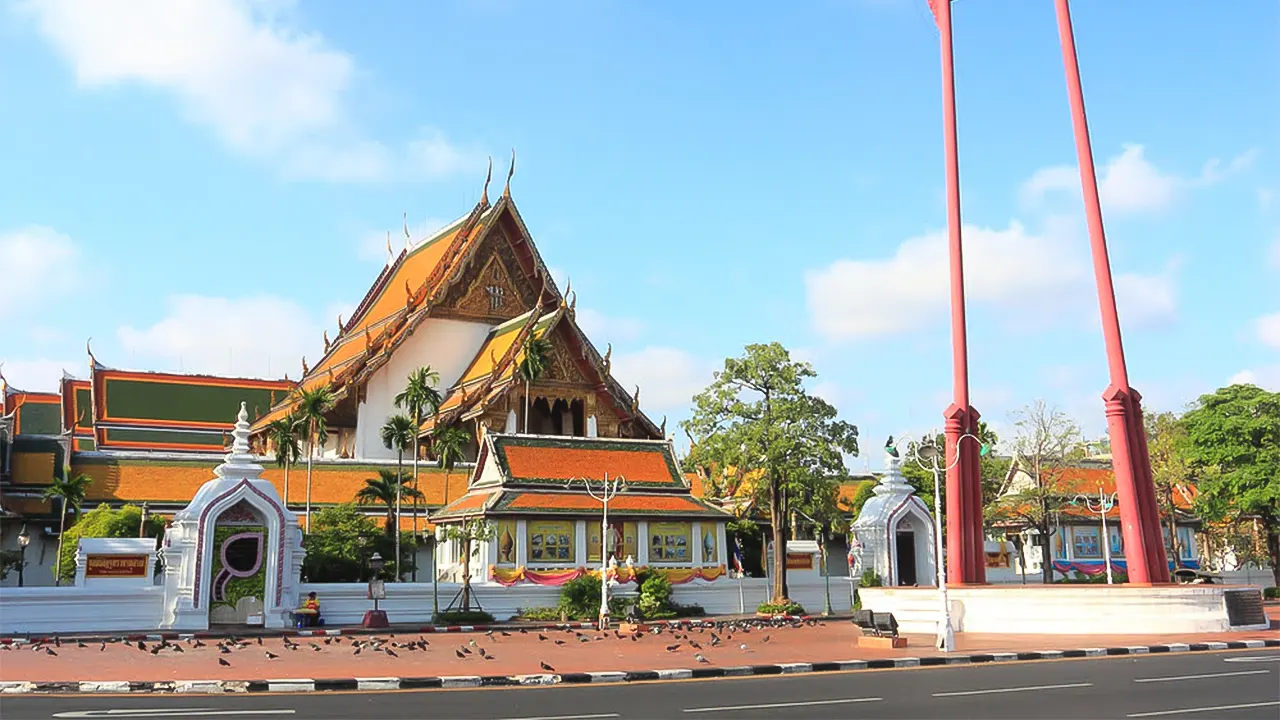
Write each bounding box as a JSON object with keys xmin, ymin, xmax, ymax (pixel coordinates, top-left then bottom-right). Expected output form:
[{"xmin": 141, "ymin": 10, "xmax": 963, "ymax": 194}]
[
  {"xmin": 85, "ymin": 337, "xmax": 99, "ymax": 369},
  {"xmin": 481, "ymin": 156, "xmax": 492, "ymax": 206},
  {"xmin": 323, "ymin": 330, "xmax": 331, "ymax": 352},
  {"xmin": 569, "ymin": 290, "xmax": 576, "ymax": 315},
  {"xmin": 403, "ymin": 211, "xmax": 412, "ymax": 247},
  {"xmin": 327, "ymin": 368, "xmax": 335, "ymax": 385},
  {"xmin": 386, "ymin": 230, "xmax": 393, "ymax": 266},
  {"xmin": 602, "ymin": 343, "xmax": 612, "ymax": 376},
  {"xmin": 631, "ymin": 385, "xmax": 640, "ymax": 415},
  {"xmin": 660, "ymin": 416, "xmax": 667, "ymax": 437},
  {"xmin": 503, "ymin": 148, "xmax": 515, "ymax": 198},
  {"xmin": 364, "ymin": 326, "xmax": 372, "ymax": 352},
  {"xmin": 301, "ymin": 356, "xmax": 309, "ymax": 375},
  {"xmin": 405, "ymin": 279, "xmax": 414, "ymax": 307},
  {"xmin": 490, "ymin": 348, "xmax": 499, "ymax": 372}
]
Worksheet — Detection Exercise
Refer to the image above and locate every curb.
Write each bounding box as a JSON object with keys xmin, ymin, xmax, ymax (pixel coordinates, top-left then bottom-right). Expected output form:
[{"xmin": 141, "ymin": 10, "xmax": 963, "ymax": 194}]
[{"xmin": 2, "ymin": 638, "xmax": 1275, "ymax": 695}]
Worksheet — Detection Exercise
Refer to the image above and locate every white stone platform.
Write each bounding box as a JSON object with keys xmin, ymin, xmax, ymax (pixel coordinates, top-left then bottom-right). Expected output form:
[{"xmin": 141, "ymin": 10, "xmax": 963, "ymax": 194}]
[{"xmin": 858, "ymin": 584, "xmax": 1272, "ymax": 635}]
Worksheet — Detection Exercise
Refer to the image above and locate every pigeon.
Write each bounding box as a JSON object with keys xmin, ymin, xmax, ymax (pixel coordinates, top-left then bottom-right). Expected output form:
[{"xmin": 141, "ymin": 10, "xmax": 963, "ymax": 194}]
[
  {"xmin": 538, "ymin": 633, "xmax": 548, "ymax": 641},
  {"xmin": 519, "ymin": 629, "xmax": 528, "ymax": 635},
  {"xmin": 485, "ymin": 630, "xmax": 495, "ymax": 638},
  {"xmin": 500, "ymin": 631, "xmax": 511, "ymax": 637},
  {"xmin": 460, "ymin": 646, "xmax": 473, "ymax": 655},
  {"xmin": 323, "ymin": 638, "xmax": 333, "ymax": 645},
  {"xmin": 265, "ymin": 651, "xmax": 279, "ymax": 660},
  {"xmin": 689, "ymin": 641, "xmax": 702, "ymax": 650},
  {"xmin": 762, "ymin": 635, "xmax": 771, "ymax": 643},
  {"xmin": 540, "ymin": 661, "xmax": 555, "ymax": 672},
  {"xmin": 99, "ymin": 642, "xmax": 107, "ymax": 652},
  {"xmin": 353, "ymin": 647, "xmax": 362, "ymax": 656},
  {"xmin": 478, "ymin": 648, "xmax": 489, "ymax": 659},
  {"xmin": 218, "ymin": 658, "xmax": 231, "ymax": 667},
  {"xmin": 468, "ymin": 639, "xmax": 478, "ymax": 648},
  {"xmin": 76, "ymin": 641, "xmax": 87, "ymax": 649},
  {"xmin": 172, "ymin": 645, "xmax": 184, "ymax": 654},
  {"xmin": 54, "ymin": 636, "xmax": 62, "ymax": 647},
  {"xmin": 193, "ymin": 639, "xmax": 206, "ymax": 648},
  {"xmin": 739, "ymin": 643, "xmax": 749, "ymax": 651},
  {"xmin": 137, "ymin": 641, "xmax": 147, "ymax": 650},
  {"xmin": 385, "ymin": 649, "xmax": 398, "ymax": 658},
  {"xmin": 45, "ymin": 648, "xmax": 57, "ymax": 657},
  {"xmin": 309, "ymin": 643, "xmax": 322, "ymax": 652},
  {"xmin": 666, "ymin": 644, "xmax": 681, "ymax": 652},
  {"xmin": 150, "ymin": 647, "xmax": 161, "ymax": 655},
  {"xmin": 257, "ymin": 637, "xmax": 263, "ymax": 646},
  {"xmin": 554, "ymin": 640, "xmax": 566, "ymax": 646},
  {"xmin": 219, "ymin": 646, "xmax": 231, "ymax": 655},
  {"xmin": 455, "ymin": 650, "xmax": 466, "ymax": 659},
  {"xmin": 695, "ymin": 653, "xmax": 710, "ymax": 664}
]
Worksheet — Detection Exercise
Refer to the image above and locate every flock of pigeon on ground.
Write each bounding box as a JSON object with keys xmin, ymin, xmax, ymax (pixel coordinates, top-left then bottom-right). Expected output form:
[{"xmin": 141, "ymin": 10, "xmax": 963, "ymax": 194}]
[{"xmin": 5, "ymin": 617, "xmax": 828, "ymax": 671}]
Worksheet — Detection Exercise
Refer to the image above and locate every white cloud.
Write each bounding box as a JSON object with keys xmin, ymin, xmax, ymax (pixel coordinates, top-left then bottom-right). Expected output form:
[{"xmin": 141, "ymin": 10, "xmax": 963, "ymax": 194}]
[
  {"xmin": 117, "ymin": 294, "xmax": 326, "ymax": 378},
  {"xmin": 609, "ymin": 346, "xmax": 714, "ymax": 414},
  {"xmin": 0, "ymin": 226, "xmax": 79, "ymax": 318},
  {"xmin": 1021, "ymin": 144, "xmax": 1255, "ymax": 214},
  {"xmin": 0, "ymin": 358, "xmax": 80, "ymax": 393},
  {"xmin": 575, "ymin": 308, "xmax": 644, "ymax": 346},
  {"xmin": 1253, "ymin": 312, "xmax": 1280, "ymax": 349},
  {"xmin": 1115, "ymin": 260, "xmax": 1180, "ymax": 331},
  {"xmin": 805, "ymin": 220, "xmax": 1089, "ymax": 340},
  {"xmin": 1229, "ymin": 367, "xmax": 1280, "ymax": 390},
  {"xmin": 19, "ymin": 0, "xmax": 479, "ymax": 182}
]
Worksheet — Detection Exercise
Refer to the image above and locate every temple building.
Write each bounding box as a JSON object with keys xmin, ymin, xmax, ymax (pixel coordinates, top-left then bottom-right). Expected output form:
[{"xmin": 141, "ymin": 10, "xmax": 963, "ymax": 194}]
[{"xmin": 1, "ymin": 165, "xmax": 705, "ymax": 587}]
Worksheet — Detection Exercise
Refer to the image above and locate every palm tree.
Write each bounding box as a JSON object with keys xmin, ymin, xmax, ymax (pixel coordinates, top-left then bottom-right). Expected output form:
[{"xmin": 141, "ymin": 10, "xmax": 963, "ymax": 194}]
[
  {"xmin": 381, "ymin": 414, "xmax": 416, "ymax": 581},
  {"xmin": 357, "ymin": 469, "xmax": 424, "ymax": 534},
  {"xmin": 43, "ymin": 472, "xmax": 91, "ymax": 585},
  {"xmin": 433, "ymin": 425, "xmax": 470, "ymax": 510},
  {"xmin": 295, "ymin": 386, "xmax": 335, "ymax": 533},
  {"xmin": 395, "ymin": 367, "xmax": 442, "ymax": 554},
  {"xmin": 518, "ymin": 335, "xmax": 553, "ymax": 433},
  {"xmin": 267, "ymin": 413, "xmax": 303, "ymax": 509}
]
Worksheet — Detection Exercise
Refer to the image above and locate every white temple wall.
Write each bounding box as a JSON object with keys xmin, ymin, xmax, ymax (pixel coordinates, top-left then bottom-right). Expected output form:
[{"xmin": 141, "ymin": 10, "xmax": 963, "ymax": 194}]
[
  {"xmin": 0, "ymin": 585, "xmax": 165, "ymax": 634},
  {"xmin": 356, "ymin": 318, "xmax": 494, "ymax": 460}
]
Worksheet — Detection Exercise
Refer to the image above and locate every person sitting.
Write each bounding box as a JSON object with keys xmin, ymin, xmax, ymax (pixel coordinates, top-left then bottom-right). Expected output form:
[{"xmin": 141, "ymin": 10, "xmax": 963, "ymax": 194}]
[{"xmin": 295, "ymin": 592, "xmax": 322, "ymax": 627}]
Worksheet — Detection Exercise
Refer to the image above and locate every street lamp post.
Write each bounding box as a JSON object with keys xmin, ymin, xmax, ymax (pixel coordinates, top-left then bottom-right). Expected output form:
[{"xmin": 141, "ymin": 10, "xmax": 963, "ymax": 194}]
[
  {"xmin": 140, "ymin": 502, "xmax": 150, "ymax": 538},
  {"xmin": 566, "ymin": 472, "xmax": 627, "ymax": 630},
  {"xmin": 897, "ymin": 431, "xmax": 988, "ymax": 653},
  {"xmin": 1072, "ymin": 487, "xmax": 1118, "ymax": 585},
  {"xmin": 17, "ymin": 525, "xmax": 30, "ymax": 588},
  {"xmin": 796, "ymin": 509, "xmax": 833, "ymax": 616}
]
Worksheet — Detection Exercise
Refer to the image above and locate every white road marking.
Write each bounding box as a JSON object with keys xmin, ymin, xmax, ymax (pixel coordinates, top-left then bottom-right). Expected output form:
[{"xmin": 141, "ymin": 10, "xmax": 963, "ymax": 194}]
[
  {"xmin": 682, "ymin": 697, "xmax": 882, "ymax": 713},
  {"xmin": 932, "ymin": 682, "xmax": 1092, "ymax": 697},
  {"xmin": 1134, "ymin": 669, "xmax": 1271, "ymax": 683},
  {"xmin": 53, "ymin": 711, "xmax": 296, "ymax": 719},
  {"xmin": 1223, "ymin": 655, "xmax": 1280, "ymax": 663},
  {"xmin": 497, "ymin": 715, "xmax": 620, "ymax": 720},
  {"xmin": 1126, "ymin": 700, "xmax": 1280, "ymax": 718}
]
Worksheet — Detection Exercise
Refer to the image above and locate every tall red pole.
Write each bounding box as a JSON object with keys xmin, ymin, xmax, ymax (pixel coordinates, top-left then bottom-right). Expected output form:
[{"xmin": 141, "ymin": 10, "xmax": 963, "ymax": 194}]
[
  {"xmin": 1052, "ymin": 0, "xmax": 1169, "ymax": 584},
  {"xmin": 931, "ymin": 0, "xmax": 984, "ymax": 585}
]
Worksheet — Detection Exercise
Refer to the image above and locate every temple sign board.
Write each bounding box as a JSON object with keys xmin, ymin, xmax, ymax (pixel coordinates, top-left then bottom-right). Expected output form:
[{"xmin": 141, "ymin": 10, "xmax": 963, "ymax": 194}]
[{"xmin": 75, "ymin": 538, "xmax": 158, "ymax": 588}]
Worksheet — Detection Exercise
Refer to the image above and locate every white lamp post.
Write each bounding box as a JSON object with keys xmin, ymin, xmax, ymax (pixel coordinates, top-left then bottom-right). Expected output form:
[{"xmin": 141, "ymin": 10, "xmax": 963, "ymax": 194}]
[
  {"xmin": 899, "ymin": 431, "xmax": 986, "ymax": 653},
  {"xmin": 1071, "ymin": 487, "xmax": 1118, "ymax": 585},
  {"xmin": 566, "ymin": 472, "xmax": 627, "ymax": 630}
]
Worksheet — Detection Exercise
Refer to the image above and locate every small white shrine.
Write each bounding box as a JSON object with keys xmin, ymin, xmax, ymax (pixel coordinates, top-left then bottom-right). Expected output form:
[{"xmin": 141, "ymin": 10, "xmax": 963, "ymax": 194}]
[
  {"xmin": 850, "ymin": 451, "xmax": 937, "ymax": 587},
  {"xmin": 158, "ymin": 403, "xmax": 305, "ymax": 630}
]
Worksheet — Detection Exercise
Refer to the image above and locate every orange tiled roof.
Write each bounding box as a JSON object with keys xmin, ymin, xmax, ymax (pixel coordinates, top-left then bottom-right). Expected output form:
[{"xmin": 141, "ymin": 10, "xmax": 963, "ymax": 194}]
[
  {"xmin": 503, "ymin": 492, "xmax": 721, "ymax": 515},
  {"xmin": 685, "ymin": 472, "xmax": 705, "ymax": 498},
  {"xmin": 492, "ymin": 435, "xmax": 684, "ymax": 488},
  {"xmin": 1032, "ymin": 464, "xmax": 1196, "ymax": 510},
  {"xmin": 836, "ymin": 479, "xmax": 873, "ymax": 512}
]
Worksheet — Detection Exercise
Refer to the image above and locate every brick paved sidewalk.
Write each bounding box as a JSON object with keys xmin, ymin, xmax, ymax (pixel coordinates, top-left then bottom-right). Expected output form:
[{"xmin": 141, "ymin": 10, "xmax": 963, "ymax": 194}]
[{"xmin": 2, "ymin": 617, "xmax": 1275, "ymax": 685}]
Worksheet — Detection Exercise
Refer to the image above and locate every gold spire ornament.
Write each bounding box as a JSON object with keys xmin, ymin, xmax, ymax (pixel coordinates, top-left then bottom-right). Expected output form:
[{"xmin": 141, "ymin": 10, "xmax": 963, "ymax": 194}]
[
  {"xmin": 631, "ymin": 385, "xmax": 640, "ymax": 415},
  {"xmin": 602, "ymin": 343, "xmax": 612, "ymax": 376},
  {"xmin": 86, "ymin": 338, "xmax": 98, "ymax": 368},
  {"xmin": 503, "ymin": 148, "xmax": 515, "ymax": 198},
  {"xmin": 323, "ymin": 330, "xmax": 331, "ymax": 352},
  {"xmin": 404, "ymin": 212, "xmax": 412, "ymax": 247},
  {"xmin": 481, "ymin": 157, "xmax": 493, "ymax": 206},
  {"xmin": 301, "ymin": 357, "xmax": 309, "ymax": 375},
  {"xmin": 337, "ymin": 314, "xmax": 344, "ymax": 333},
  {"xmin": 386, "ymin": 230, "xmax": 393, "ymax": 266},
  {"xmin": 660, "ymin": 416, "xmax": 667, "ymax": 437}
]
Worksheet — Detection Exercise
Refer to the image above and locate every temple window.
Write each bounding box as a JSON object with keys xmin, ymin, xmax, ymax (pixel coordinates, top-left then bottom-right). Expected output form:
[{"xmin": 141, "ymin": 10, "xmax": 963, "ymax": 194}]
[
  {"xmin": 649, "ymin": 521, "xmax": 692, "ymax": 564},
  {"xmin": 1071, "ymin": 526, "xmax": 1101, "ymax": 559},
  {"xmin": 486, "ymin": 285, "xmax": 505, "ymax": 311},
  {"xmin": 528, "ymin": 520, "xmax": 575, "ymax": 564}
]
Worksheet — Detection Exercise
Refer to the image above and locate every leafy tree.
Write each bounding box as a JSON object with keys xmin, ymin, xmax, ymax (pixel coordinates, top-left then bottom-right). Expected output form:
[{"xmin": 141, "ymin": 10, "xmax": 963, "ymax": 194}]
[
  {"xmin": 682, "ymin": 342, "xmax": 859, "ymax": 603},
  {"xmin": 266, "ymin": 412, "xmax": 302, "ymax": 508},
  {"xmin": 845, "ymin": 481, "xmax": 877, "ymax": 518},
  {"xmin": 0, "ymin": 549, "xmax": 22, "ymax": 581},
  {"xmin": 302, "ymin": 504, "xmax": 384, "ymax": 583},
  {"xmin": 381, "ymin": 413, "xmax": 416, "ymax": 580},
  {"xmin": 357, "ymin": 469, "xmax": 425, "ymax": 534},
  {"xmin": 989, "ymin": 401, "xmax": 1083, "ymax": 583},
  {"xmin": 396, "ymin": 366, "xmax": 442, "ymax": 551},
  {"xmin": 295, "ymin": 386, "xmax": 335, "ymax": 533},
  {"xmin": 1179, "ymin": 384, "xmax": 1280, "ymax": 586},
  {"xmin": 57, "ymin": 503, "xmax": 166, "ymax": 584},
  {"xmin": 897, "ymin": 423, "xmax": 1008, "ymax": 522},
  {"xmin": 433, "ymin": 425, "xmax": 470, "ymax": 509},
  {"xmin": 1145, "ymin": 411, "xmax": 1196, "ymax": 567},
  {"xmin": 442, "ymin": 518, "xmax": 494, "ymax": 611},
  {"xmin": 518, "ymin": 335, "xmax": 552, "ymax": 433},
  {"xmin": 43, "ymin": 472, "xmax": 92, "ymax": 584}
]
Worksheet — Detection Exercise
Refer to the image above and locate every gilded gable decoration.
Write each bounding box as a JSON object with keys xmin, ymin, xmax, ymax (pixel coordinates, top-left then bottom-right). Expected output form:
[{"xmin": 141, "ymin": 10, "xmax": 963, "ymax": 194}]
[
  {"xmin": 503, "ymin": 149, "xmax": 515, "ymax": 198},
  {"xmin": 602, "ymin": 343, "xmax": 612, "ymax": 377},
  {"xmin": 454, "ymin": 254, "xmax": 522, "ymax": 319},
  {"xmin": 301, "ymin": 357, "xmax": 309, "ymax": 376},
  {"xmin": 323, "ymin": 330, "xmax": 331, "ymax": 352}
]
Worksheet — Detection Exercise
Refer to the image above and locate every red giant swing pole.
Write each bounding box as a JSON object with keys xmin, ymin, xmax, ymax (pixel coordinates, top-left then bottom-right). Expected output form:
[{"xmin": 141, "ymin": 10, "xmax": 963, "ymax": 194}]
[
  {"xmin": 928, "ymin": 0, "xmax": 985, "ymax": 585},
  {"xmin": 1052, "ymin": 0, "xmax": 1169, "ymax": 584}
]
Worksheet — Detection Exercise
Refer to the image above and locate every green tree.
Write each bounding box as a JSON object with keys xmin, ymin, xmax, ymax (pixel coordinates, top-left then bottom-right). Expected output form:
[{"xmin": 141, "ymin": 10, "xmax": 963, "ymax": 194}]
[
  {"xmin": 295, "ymin": 386, "xmax": 335, "ymax": 533},
  {"xmin": 989, "ymin": 401, "xmax": 1083, "ymax": 583},
  {"xmin": 266, "ymin": 412, "xmax": 303, "ymax": 509},
  {"xmin": 357, "ymin": 469, "xmax": 425, "ymax": 534},
  {"xmin": 518, "ymin": 335, "xmax": 552, "ymax": 433},
  {"xmin": 845, "ymin": 481, "xmax": 877, "ymax": 518},
  {"xmin": 1145, "ymin": 411, "xmax": 1196, "ymax": 567},
  {"xmin": 302, "ymin": 503, "xmax": 384, "ymax": 583},
  {"xmin": 442, "ymin": 518, "xmax": 494, "ymax": 611},
  {"xmin": 57, "ymin": 503, "xmax": 166, "ymax": 584},
  {"xmin": 396, "ymin": 366, "xmax": 443, "ymax": 550},
  {"xmin": 381, "ymin": 413, "xmax": 416, "ymax": 580},
  {"xmin": 433, "ymin": 425, "xmax": 470, "ymax": 509},
  {"xmin": 43, "ymin": 472, "xmax": 92, "ymax": 585},
  {"xmin": 1179, "ymin": 384, "xmax": 1280, "ymax": 586},
  {"xmin": 682, "ymin": 342, "xmax": 859, "ymax": 603},
  {"xmin": 897, "ymin": 423, "xmax": 1008, "ymax": 522}
]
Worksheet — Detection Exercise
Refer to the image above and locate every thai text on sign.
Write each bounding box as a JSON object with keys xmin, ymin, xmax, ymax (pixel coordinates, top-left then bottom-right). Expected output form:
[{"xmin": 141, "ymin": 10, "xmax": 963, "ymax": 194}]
[
  {"xmin": 84, "ymin": 554, "xmax": 149, "ymax": 578},
  {"xmin": 785, "ymin": 552, "xmax": 814, "ymax": 570}
]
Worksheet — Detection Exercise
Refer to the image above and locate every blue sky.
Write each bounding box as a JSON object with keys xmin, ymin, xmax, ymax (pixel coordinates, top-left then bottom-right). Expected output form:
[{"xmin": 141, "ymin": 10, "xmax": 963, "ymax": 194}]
[{"xmin": 1, "ymin": 0, "xmax": 1275, "ymax": 468}]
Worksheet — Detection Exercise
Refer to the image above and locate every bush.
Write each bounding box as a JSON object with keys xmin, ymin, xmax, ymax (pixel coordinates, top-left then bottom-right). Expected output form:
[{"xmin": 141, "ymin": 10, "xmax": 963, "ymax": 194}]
[
  {"xmin": 858, "ymin": 569, "xmax": 883, "ymax": 588},
  {"xmin": 1263, "ymin": 587, "xmax": 1279, "ymax": 600},
  {"xmin": 302, "ymin": 504, "xmax": 418, "ymax": 583},
  {"xmin": 557, "ymin": 575, "xmax": 627, "ymax": 620},
  {"xmin": 757, "ymin": 600, "xmax": 806, "ymax": 616},
  {"xmin": 517, "ymin": 607, "xmax": 562, "ymax": 621},
  {"xmin": 437, "ymin": 609, "xmax": 494, "ymax": 624},
  {"xmin": 637, "ymin": 573, "xmax": 675, "ymax": 619}
]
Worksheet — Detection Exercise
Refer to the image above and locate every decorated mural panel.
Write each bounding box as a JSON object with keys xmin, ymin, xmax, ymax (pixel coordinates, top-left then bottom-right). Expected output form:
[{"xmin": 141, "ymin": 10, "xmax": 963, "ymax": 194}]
[
  {"xmin": 699, "ymin": 525, "xmax": 718, "ymax": 566},
  {"xmin": 649, "ymin": 521, "xmax": 691, "ymax": 564},
  {"xmin": 495, "ymin": 519, "xmax": 517, "ymax": 566},
  {"xmin": 527, "ymin": 519, "xmax": 575, "ymax": 564}
]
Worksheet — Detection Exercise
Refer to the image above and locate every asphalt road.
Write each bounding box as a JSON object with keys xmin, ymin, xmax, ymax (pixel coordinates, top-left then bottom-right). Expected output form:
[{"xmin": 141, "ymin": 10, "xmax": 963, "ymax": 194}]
[{"xmin": 2, "ymin": 649, "xmax": 1277, "ymax": 719}]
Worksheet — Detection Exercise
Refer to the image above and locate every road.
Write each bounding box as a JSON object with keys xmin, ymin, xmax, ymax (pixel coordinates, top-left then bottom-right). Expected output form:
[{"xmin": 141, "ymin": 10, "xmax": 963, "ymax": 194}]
[{"xmin": 2, "ymin": 648, "xmax": 1277, "ymax": 719}]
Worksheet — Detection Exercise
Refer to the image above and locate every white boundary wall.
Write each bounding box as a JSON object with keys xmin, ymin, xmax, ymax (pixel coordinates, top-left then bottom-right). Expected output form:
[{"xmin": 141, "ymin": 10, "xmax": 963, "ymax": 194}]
[{"xmin": 0, "ymin": 585, "xmax": 166, "ymax": 635}]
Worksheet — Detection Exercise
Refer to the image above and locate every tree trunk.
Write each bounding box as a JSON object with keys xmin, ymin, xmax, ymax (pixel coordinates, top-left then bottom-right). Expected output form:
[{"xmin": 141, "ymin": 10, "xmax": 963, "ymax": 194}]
[
  {"xmin": 1040, "ymin": 524, "xmax": 1054, "ymax": 584},
  {"xmin": 411, "ymin": 434, "xmax": 420, "ymax": 581},
  {"xmin": 395, "ymin": 448, "xmax": 403, "ymax": 582},
  {"xmin": 283, "ymin": 461, "xmax": 291, "ymax": 510},
  {"xmin": 524, "ymin": 382, "xmax": 531, "ymax": 434},
  {"xmin": 54, "ymin": 500, "xmax": 68, "ymax": 586},
  {"xmin": 1265, "ymin": 516, "xmax": 1280, "ymax": 589},
  {"xmin": 305, "ymin": 434, "xmax": 315, "ymax": 533},
  {"xmin": 462, "ymin": 535, "xmax": 473, "ymax": 610},
  {"xmin": 769, "ymin": 479, "xmax": 787, "ymax": 603}
]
